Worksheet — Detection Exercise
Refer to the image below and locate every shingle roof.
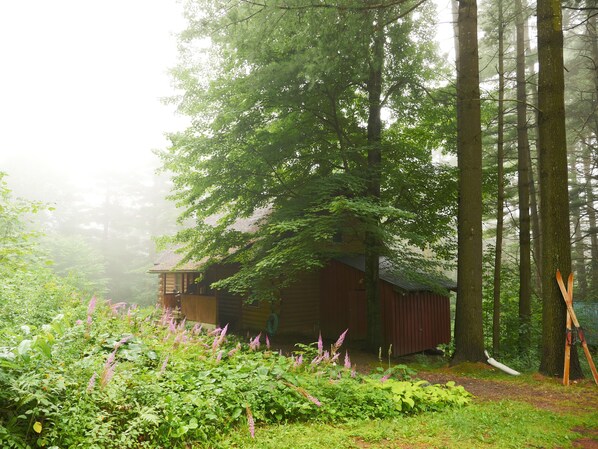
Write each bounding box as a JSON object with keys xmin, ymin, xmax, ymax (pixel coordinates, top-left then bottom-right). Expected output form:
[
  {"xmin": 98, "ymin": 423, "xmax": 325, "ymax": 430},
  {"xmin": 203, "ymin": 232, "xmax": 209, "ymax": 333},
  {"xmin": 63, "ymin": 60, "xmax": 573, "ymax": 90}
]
[
  {"xmin": 336, "ymin": 256, "xmax": 457, "ymax": 293},
  {"xmin": 149, "ymin": 248, "xmax": 204, "ymax": 273}
]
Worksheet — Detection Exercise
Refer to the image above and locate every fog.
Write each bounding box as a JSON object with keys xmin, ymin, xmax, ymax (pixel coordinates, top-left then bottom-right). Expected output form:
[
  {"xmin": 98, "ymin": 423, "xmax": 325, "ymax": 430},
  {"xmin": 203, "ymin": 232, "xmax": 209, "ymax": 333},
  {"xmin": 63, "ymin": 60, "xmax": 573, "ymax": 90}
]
[
  {"xmin": 0, "ymin": 0, "xmax": 455, "ymax": 305},
  {"xmin": 0, "ymin": 0, "xmax": 186, "ymax": 305}
]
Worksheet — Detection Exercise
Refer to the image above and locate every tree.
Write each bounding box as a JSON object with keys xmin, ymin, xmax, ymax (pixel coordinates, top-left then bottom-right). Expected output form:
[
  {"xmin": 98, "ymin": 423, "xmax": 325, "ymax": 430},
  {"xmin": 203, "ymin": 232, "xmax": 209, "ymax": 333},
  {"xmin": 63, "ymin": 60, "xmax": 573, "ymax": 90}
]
[
  {"xmin": 162, "ymin": 0, "xmax": 457, "ymax": 350},
  {"xmin": 492, "ymin": 0, "xmax": 506, "ymax": 357},
  {"xmin": 537, "ymin": 0, "xmax": 581, "ymax": 377},
  {"xmin": 452, "ymin": 0, "xmax": 486, "ymax": 363},
  {"xmin": 515, "ymin": 0, "xmax": 532, "ymax": 356}
]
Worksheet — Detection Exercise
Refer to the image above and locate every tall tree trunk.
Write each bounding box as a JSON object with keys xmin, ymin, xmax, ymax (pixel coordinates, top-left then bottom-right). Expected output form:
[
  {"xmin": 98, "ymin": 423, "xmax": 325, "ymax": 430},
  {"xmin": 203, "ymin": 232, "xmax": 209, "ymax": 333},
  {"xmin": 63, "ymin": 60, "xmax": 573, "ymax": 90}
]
[
  {"xmin": 583, "ymin": 149, "xmax": 598, "ymax": 295},
  {"xmin": 569, "ymin": 152, "xmax": 588, "ymax": 298},
  {"xmin": 452, "ymin": 0, "xmax": 485, "ymax": 364},
  {"xmin": 537, "ymin": 0, "xmax": 582, "ymax": 378},
  {"xmin": 365, "ymin": 13, "xmax": 384, "ymax": 351},
  {"xmin": 525, "ymin": 16, "xmax": 543, "ymax": 298},
  {"xmin": 493, "ymin": 0, "xmax": 506, "ymax": 357},
  {"xmin": 515, "ymin": 0, "xmax": 532, "ymax": 357},
  {"xmin": 586, "ymin": 11, "xmax": 598, "ymax": 297}
]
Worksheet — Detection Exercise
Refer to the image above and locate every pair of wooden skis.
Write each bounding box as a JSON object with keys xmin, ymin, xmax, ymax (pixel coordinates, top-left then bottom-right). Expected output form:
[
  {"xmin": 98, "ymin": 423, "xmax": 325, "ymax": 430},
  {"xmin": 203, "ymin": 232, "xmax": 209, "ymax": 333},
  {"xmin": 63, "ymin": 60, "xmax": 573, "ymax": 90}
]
[{"xmin": 556, "ymin": 270, "xmax": 598, "ymax": 386}]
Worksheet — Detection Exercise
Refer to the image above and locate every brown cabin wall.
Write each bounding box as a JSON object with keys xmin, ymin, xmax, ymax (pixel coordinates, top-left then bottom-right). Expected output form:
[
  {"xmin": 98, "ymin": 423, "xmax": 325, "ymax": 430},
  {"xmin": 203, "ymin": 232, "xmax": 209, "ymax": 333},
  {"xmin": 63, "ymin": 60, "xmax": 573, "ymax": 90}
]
[
  {"xmin": 320, "ymin": 260, "xmax": 368, "ymax": 341},
  {"xmin": 321, "ymin": 260, "xmax": 451, "ymax": 356},
  {"xmin": 278, "ymin": 269, "xmax": 321, "ymax": 337},
  {"xmin": 384, "ymin": 290, "xmax": 451, "ymax": 356}
]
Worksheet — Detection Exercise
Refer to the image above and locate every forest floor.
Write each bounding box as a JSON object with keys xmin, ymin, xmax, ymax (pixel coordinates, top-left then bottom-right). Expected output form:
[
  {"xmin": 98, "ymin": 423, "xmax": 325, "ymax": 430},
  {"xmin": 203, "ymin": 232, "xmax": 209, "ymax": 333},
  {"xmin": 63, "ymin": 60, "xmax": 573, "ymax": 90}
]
[
  {"xmin": 269, "ymin": 339, "xmax": 597, "ymax": 448},
  {"xmin": 360, "ymin": 351, "xmax": 598, "ymax": 449}
]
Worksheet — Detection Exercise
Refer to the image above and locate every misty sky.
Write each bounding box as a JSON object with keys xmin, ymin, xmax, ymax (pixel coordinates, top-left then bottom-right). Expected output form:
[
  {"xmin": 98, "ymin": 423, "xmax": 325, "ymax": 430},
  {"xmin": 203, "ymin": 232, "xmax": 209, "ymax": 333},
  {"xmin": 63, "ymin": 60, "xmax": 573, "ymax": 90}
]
[
  {"xmin": 0, "ymin": 0, "xmax": 454, "ymax": 204},
  {"xmin": 0, "ymin": 0, "xmax": 186, "ymax": 198}
]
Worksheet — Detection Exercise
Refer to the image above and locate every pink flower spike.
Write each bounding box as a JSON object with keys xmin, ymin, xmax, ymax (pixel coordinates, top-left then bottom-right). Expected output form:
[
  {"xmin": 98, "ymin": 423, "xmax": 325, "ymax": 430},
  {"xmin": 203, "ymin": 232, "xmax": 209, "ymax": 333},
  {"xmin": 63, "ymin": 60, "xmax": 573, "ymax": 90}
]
[
  {"xmin": 216, "ymin": 351, "xmax": 223, "ymax": 362},
  {"xmin": 317, "ymin": 332, "xmax": 323, "ymax": 355},
  {"xmin": 334, "ymin": 329, "xmax": 348, "ymax": 349},
  {"xmin": 86, "ymin": 315, "xmax": 92, "ymax": 326},
  {"xmin": 344, "ymin": 351, "xmax": 351, "ymax": 369},
  {"xmin": 306, "ymin": 394, "xmax": 322, "ymax": 407},
  {"xmin": 380, "ymin": 373, "xmax": 391, "ymax": 383},
  {"xmin": 160, "ymin": 356, "xmax": 169, "ymax": 374},
  {"xmin": 249, "ymin": 333, "xmax": 261, "ymax": 351},
  {"xmin": 294, "ymin": 354, "xmax": 303, "ymax": 367},
  {"xmin": 87, "ymin": 296, "xmax": 97, "ymax": 316},
  {"xmin": 76, "ymin": 319, "xmax": 83, "ymax": 326},
  {"xmin": 265, "ymin": 334, "xmax": 270, "ymax": 350},
  {"xmin": 220, "ymin": 323, "xmax": 228, "ymax": 339},
  {"xmin": 246, "ymin": 406, "xmax": 255, "ymax": 438},
  {"xmin": 86, "ymin": 372, "xmax": 97, "ymax": 393}
]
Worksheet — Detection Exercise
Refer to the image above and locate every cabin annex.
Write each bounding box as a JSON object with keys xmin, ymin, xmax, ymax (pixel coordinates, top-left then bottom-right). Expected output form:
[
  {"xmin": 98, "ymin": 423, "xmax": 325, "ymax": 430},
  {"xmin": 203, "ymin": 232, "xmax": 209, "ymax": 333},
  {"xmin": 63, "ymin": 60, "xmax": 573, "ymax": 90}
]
[{"xmin": 150, "ymin": 251, "xmax": 454, "ymax": 357}]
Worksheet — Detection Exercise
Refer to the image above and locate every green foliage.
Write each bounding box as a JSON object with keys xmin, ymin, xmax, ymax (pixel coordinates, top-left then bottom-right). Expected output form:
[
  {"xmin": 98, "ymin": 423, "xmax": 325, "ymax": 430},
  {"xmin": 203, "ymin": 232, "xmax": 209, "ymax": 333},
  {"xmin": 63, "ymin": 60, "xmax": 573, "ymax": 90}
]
[
  {"xmin": 161, "ymin": 0, "xmax": 458, "ymax": 300},
  {"xmin": 0, "ymin": 173, "xmax": 48, "ymax": 274},
  {"xmin": 0, "ymin": 297, "xmax": 470, "ymax": 448}
]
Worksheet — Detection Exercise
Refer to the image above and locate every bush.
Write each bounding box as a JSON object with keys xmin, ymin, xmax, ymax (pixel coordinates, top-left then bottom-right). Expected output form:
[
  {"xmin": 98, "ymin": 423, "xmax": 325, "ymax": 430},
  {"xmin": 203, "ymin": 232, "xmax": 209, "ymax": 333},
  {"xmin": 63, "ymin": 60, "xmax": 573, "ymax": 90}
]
[{"xmin": 0, "ymin": 300, "xmax": 471, "ymax": 448}]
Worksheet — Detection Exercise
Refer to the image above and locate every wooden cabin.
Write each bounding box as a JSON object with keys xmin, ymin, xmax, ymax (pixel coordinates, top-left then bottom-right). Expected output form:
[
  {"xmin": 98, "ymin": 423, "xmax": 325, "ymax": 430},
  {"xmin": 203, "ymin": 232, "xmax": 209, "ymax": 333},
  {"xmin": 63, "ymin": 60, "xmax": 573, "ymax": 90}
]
[{"xmin": 150, "ymin": 251, "xmax": 454, "ymax": 356}]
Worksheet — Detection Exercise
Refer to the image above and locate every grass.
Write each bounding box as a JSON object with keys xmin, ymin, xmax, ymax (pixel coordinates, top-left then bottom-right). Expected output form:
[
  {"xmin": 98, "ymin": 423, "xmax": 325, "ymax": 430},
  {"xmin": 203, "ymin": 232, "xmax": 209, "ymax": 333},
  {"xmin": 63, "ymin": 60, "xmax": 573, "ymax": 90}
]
[{"xmin": 216, "ymin": 397, "xmax": 597, "ymax": 449}]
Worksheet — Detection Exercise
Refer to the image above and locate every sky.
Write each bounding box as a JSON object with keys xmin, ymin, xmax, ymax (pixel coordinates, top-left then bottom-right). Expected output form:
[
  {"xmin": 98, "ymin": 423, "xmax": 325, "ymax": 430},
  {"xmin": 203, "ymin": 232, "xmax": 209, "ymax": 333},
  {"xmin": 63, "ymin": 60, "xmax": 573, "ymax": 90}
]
[
  {"xmin": 0, "ymin": 0, "xmax": 455, "ymax": 203},
  {"xmin": 0, "ymin": 0, "xmax": 187, "ymax": 195}
]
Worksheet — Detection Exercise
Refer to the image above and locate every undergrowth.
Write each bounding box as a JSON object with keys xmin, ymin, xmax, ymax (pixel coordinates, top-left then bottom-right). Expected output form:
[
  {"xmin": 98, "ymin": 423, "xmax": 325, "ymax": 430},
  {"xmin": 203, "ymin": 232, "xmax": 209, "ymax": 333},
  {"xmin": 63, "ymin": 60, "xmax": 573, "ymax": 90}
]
[{"xmin": 0, "ymin": 297, "xmax": 470, "ymax": 448}]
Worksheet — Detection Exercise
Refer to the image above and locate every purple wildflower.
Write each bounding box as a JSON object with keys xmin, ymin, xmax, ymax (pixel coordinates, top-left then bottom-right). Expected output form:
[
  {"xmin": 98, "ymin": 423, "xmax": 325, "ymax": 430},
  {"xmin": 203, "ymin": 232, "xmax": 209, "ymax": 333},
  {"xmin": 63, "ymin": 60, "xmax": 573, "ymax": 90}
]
[
  {"xmin": 317, "ymin": 332, "xmax": 323, "ymax": 355},
  {"xmin": 86, "ymin": 315, "xmax": 92, "ymax": 326},
  {"xmin": 110, "ymin": 302, "xmax": 127, "ymax": 315},
  {"xmin": 246, "ymin": 406, "xmax": 255, "ymax": 438},
  {"xmin": 100, "ymin": 351, "xmax": 117, "ymax": 387},
  {"xmin": 114, "ymin": 336, "xmax": 131, "ymax": 350},
  {"xmin": 168, "ymin": 319, "xmax": 176, "ymax": 334},
  {"xmin": 86, "ymin": 372, "xmax": 97, "ymax": 393},
  {"xmin": 323, "ymin": 350, "xmax": 330, "ymax": 361},
  {"xmin": 331, "ymin": 351, "xmax": 340, "ymax": 363},
  {"xmin": 265, "ymin": 334, "xmax": 270, "ymax": 350},
  {"xmin": 208, "ymin": 327, "xmax": 222, "ymax": 337},
  {"xmin": 192, "ymin": 323, "xmax": 202, "ymax": 335},
  {"xmin": 249, "ymin": 333, "xmax": 261, "ymax": 351},
  {"xmin": 160, "ymin": 356, "xmax": 169, "ymax": 374},
  {"xmin": 334, "ymin": 329, "xmax": 348, "ymax": 350},
  {"xmin": 294, "ymin": 354, "xmax": 303, "ymax": 368},
  {"xmin": 75, "ymin": 319, "xmax": 83, "ymax": 326},
  {"xmin": 228, "ymin": 343, "xmax": 241, "ymax": 357},
  {"xmin": 306, "ymin": 394, "xmax": 322, "ymax": 407},
  {"xmin": 87, "ymin": 296, "xmax": 97, "ymax": 316},
  {"xmin": 380, "ymin": 373, "xmax": 391, "ymax": 383},
  {"xmin": 344, "ymin": 351, "xmax": 351, "ymax": 369},
  {"xmin": 216, "ymin": 351, "xmax": 223, "ymax": 362},
  {"xmin": 310, "ymin": 355, "xmax": 322, "ymax": 366}
]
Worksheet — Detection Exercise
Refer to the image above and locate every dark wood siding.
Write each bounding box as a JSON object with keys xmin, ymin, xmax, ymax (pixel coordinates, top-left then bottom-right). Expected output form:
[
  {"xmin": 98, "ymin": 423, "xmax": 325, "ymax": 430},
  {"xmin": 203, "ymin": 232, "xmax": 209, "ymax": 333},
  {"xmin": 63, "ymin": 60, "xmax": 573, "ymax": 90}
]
[
  {"xmin": 320, "ymin": 260, "xmax": 368, "ymax": 341},
  {"xmin": 321, "ymin": 260, "xmax": 451, "ymax": 356},
  {"xmin": 278, "ymin": 270, "xmax": 321, "ymax": 337},
  {"xmin": 383, "ymin": 290, "xmax": 451, "ymax": 356}
]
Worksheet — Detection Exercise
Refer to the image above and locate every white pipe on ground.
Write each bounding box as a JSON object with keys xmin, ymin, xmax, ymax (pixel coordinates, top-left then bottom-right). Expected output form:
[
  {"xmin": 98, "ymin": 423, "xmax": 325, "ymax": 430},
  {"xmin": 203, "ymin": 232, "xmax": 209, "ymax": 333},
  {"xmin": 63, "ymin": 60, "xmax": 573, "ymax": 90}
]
[{"xmin": 484, "ymin": 350, "xmax": 521, "ymax": 376}]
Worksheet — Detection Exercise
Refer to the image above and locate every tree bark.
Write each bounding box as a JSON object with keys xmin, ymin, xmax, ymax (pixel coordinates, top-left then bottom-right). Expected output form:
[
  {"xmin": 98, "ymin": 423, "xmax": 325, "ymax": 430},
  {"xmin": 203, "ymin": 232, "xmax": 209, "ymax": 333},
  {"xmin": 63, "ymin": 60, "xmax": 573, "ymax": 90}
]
[
  {"xmin": 525, "ymin": 16, "xmax": 543, "ymax": 298},
  {"xmin": 515, "ymin": 0, "xmax": 532, "ymax": 357},
  {"xmin": 492, "ymin": 0, "xmax": 505, "ymax": 357},
  {"xmin": 452, "ymin": 0, "xmax": 485, "ymax": 364},
  {"xmin": 537, "ymin": 0, "xmax": 581, "ymax": 378},
  {"xmin": 569, "ymin": 152, "xmax": 588, "ymax": 298},
  {"xmin": 586, "ymin": 12, "xmax": 598, "ymax": 297}
]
